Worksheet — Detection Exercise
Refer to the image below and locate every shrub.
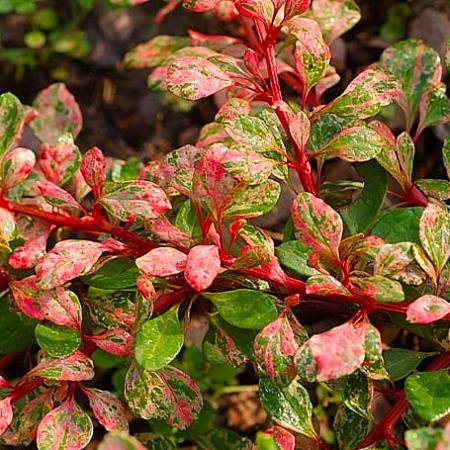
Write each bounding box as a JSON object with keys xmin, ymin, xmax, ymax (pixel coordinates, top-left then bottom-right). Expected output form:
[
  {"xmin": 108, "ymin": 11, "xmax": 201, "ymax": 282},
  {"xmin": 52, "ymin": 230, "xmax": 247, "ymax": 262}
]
[{"xmin": 0, "ymin": 0, "xmax": 450, "ymax": 448}]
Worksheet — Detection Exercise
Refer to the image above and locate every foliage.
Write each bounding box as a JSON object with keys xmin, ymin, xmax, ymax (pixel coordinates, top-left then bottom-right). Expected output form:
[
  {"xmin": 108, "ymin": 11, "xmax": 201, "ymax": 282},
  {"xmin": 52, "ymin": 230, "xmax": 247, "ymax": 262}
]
[{"xmin": 0, "ymin": 0, "xmax": 450, "ymax": 449}]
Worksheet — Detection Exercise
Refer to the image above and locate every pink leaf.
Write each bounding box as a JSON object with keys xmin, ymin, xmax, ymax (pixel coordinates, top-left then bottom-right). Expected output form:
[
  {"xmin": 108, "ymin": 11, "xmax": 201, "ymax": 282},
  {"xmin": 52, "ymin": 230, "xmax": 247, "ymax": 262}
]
[
  {"xmin": 145, "ymin": 217, "xmax": 194, "ymax": 246},
  {"xmin": 81, "ymin": 387, "xmax": 129, "ymax": 432},
  {"xmin": 183, "ymin": 0, "xmax": 221, "ymax": 12},
  {"xmin": 261, "ymin": 426, "xmax": 296, "ymax": 450},
  {"xmin": 136, "ymin": 247, "xmax": 187, "ymax": 277},
  {"xmin": 8, "ymin": 217, "xmax": 54, "ymax": 269},
  {"xmin": 1, "ymin": 147, "xmax": 36, "ymax": 191},
  {"xmin": 136, "ymin": 275, "xmax": 157, "ymax": 302},
  {"xmin": 0, "ymin": 396, "xmax": 13, "ymax": 435},
  {"xmin": 80, "ymin": 147, "xmax": 106, "ymax": 199},
  {"xmin": 291, "ymin": 192, "xmax": 343, "ymax": 256},
  {"xmin": 99, "ymin": 180, "xmax": 171, "ymax": 222},
  {"xmin": 38, "ymin": 133, "xmax": 81, "ymax": 185},
  {"xmin": 98, "ymin": 431, "xmax": 147, "ymax": 450},
  {"xmin": 89, "ymin": 329, "xmax": 134, "ymax": 356},
  {"xmin": 10, "ymin": 276, "xmax": 82, "ymax": 328},
  {"xmin": 37, "ymin": 181, "xmax": 85, "ymax": 214},
  {"xmin": 284, "ymin": 0, "xmax": 310, "ymax": 17},
  {"xmin": 29, "ymin": 351, "xmax": 95, "ymax": 381},
  {"xmin": 184, "ymin": 245, "xmax": 221, "ymax": 291},
  {"xmin": 36, "ymin": 396, "xmax": 93, "ymax": 450},
  {"xmin": 305, "ymin": 274, "xmax": 352, "ymax": 297},
  {"xmin": 407, "ymin": 295, "xmax": 450, "ymax": 324},
  {"xmin": 167, "ymin": 57, "xmax": 233, "ymax": 100},
  {"xmin": 234, "ymin": 0, "xmax": 274, "ymax": 23},
  {"xmin": 35, "ymin": 239, "xmax": 105, "ymax": 289},
  {"xmin": 31, "ymin": 83, "xmax": 82, "ymax": 145},
  {"xmin": 296, "ymin": 320, "xmax": 365, "ymax": 382}
]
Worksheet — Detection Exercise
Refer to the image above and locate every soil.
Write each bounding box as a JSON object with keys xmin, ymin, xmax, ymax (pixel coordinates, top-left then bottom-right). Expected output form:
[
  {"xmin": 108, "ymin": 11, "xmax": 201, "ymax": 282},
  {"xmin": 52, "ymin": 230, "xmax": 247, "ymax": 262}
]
[{"xmin": 0, "ymin": 0, "xmax": 449, "ymax": 442}]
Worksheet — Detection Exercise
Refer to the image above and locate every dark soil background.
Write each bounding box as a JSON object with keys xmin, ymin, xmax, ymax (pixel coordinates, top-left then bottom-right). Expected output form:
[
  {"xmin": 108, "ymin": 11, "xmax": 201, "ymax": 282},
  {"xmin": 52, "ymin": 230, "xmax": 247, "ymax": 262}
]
[{"xmin": 0, "ymin": 0, "xmax": 450, "ymax": 446}]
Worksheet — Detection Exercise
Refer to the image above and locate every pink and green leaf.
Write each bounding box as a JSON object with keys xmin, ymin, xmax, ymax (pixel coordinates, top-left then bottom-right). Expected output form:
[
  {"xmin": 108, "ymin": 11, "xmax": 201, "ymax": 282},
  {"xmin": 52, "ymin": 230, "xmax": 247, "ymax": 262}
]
[
  {"xmin": 256, "ymin": 426, "xmax": 296, "ymax": 450},
  {"xmin": 100, "ymin": 181, "xmax": 171, "ymax": 222},
  {"xmin": 80, "ymin": 147, "xmax": 106, "ymax": 199},
  {"xmin": 350, "ymin": 276, "xmax": 405, "ymax": 303},
  {"xmin": 184, "ymin": 245, "xmax": 221, "ymax": 291},
  {"xmin": 1, "ymin": 147, "xmax": 36, "ymax": 191},
  {"xmin": 0, "ymin": 207, "xmax": 17, "ymax": 243},
  {"xmin": 291, "ymin": 192, "xmax": 343, "ymax": 255},
  {"xmin": 0, "ymin": 93, "xmax": 24, "ymax": 158},
  {"xmin": 80, "ymin": 387, "xmax": 129, "ymax": 432},
  {"xmin": 234, "ymin": 0, "xmax": 274, "ymax": 23},
  {"xmin": 0, "ymin": 396, "xmax": 13, "ymax": 435},
  {"xmin": 36, "ymin": 396, "xmax": 93, "ymax": 450},
  {"xmin": 37, "ymin": 181, "xmax": 85, "ymax": 214},
  {"xmin": 31, "ymin": 83, "xmax": 82, "ymax": 145},
  {"xmin": 98, "ymin": 431, "xmax": 147, "ymax": 450},
  {"xmin": 305, "ymin": 274, "xmax": 352, "ymax": 297},
  {"xmin": 296, "ymin": 319, "xmax": 365, "ymax": 382},
  {"xmin": 136, "ymin": 247, "xmax": 187, "ymax": 277},
  {"xmin": 417, "ymin": 83, "xmax": 450, "ymax": 136},
  {"xmin": 407, "ymin": 295, "xmax": 450, "ymax": 324},
  {"xmin": 89, "ymin": 329, "xmax": 134, "ymax": 356},
  {"xmin": 35, "ymin": 239, "xmax": 105, "ymax": 289},
  {"xmin": 38, "ymin": 133, "xmax": 81, "ymax": 186}
]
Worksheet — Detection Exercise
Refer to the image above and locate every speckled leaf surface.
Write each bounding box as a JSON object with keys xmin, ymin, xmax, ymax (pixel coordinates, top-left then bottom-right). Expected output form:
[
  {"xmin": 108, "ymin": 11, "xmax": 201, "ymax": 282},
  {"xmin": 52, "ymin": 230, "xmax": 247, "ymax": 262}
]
[
  {"xmin": 36, "ymin": 396, "xmax": 93, "ymax": 450},
  {"xmin": 259, "ymin": 377, "xmax": 317, "ymax": 438},
  {"xmin": 305, "ymin": 275, "xmax": 352, "ymax": 297},
  {"xmin": 1, "ymin": 147, "xmax": 35, "ymax": 191},
  {"xmin": 418, "ymin": 83, "xmax": 450, "ymax": 134},
  {"xmin": 0, "ymin": 207, "xmax": 16, "ymax": 243},
  {"xmin": 98, "ymin": 432, "xmax": 147, "ymax": 450},
  {"xmin": 0, "ymin": 397, "xmax": 13, "ymax": 435},
  {"xmin": 296, "ymin": 320, "xmax": 365, "ymax": 382},
  {"xmin": 31, "ymin": 83, "xmax": 82, "ymax": 146},
  {"xmin": 89, "ymin": 329, "xmax": 134, "ymax": 356},
  {"xmin": 35, "ymin": 240, "xmax": 105, "ymax": 289},
  {"xmin": 291, "ymin": 192, "xmax": 342, "ymax": 256},
  {"xmin": 81, "ymin": 387, "xmax": 129, "ymax": 432},
  {"xmin": 167, "ymin": 56, "xmax": 234, "ymax": 100},
  {"xmin": 333, "ymin": 405, "xmax": 370, "ymax": 450},
  {"xmin": 136, "ymin": 247, "xmax": 187, "ymax": 277},
  {"xmin": 257, "ymin": 426, "xmax": 296, "ymax": 450},
  {"xmin": 184, "ymin": 245, "xmax": 221, "ymax": 291},
  {"xmin": 407, "ymin": 295, "xmax": 450, "ymax": 324},
  {"xmin": 10, "ymin": 276, "xmax": 82, "ymax": 328},
  {"xmin": 100, "ymin": 180, "xmax": 171, "ymax": 222},
  {"xmin": 419, "ymin": 203, "xmax": 450, "ymax": 274},
  {"xmin": 305, "ymin": 0, "xmax": 360, "ymax": 43},
  {"xmin": 0, "ymin": 93, "xmax": 24, "ymax": 158},
  {"xmin": 135, "ymin": 305, "xmax": 183, "ymax": 371},
  {"xmin": 350, "ymin": 276, "xmax": 405, "ymax": 303},
  {"xmin": 37, "ymin": 181, "xmax": 84, "ymax": 214},
  {"xmin": 80, "ymin": 147, "xmax": 106, "ymax": 198},
  {"xmin": 234, "ymin": 0, "xmax": 273, "ymax": 23},
  {"xmin": 124, "ymin": 363, "xmax": 202, "ymax": 429},
  {"xmin": 38, "ymin": 133, "xmax": 81, "ymax": 186}
]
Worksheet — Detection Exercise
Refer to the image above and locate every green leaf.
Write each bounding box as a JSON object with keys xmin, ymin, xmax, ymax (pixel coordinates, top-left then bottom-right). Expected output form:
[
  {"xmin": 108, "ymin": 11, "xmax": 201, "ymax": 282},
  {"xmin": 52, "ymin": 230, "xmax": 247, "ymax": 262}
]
[
  {"xmin": 405, "ymin": 369, "xmax": 450, "ymax": 421},
  {"xmin": 276, "ymin": 240, "xmax": 319, "ymax": 277},
  {"xmin": 0, "ymin": 92, "xmax": 23, "ymax": 160},
  {"xmin": 135, "ymin": 305, "xmax": 183, "ymax": 371},
  {"xmin": 0, "ymin": 296, "xmax": 36, "ymax": 354},
  {"xmin": 417, "ymin": 83, "xmax": 450, "ymax": 135},
  {"xmin": 174, "ymin": 200, "xmax": 202, "ymax": 243},
  {"xmin": 405, "ymin": 427, "xmax": 443, "ymax": 450},
  {"xmin": 98, "ymin": 431, "xmax": 147, "ymax": 450},
  {"xmin": 333, "ymin": 404, "xmax": 371, "ymax": 450},
  {"xmin": 81, "ymin": 258, "xmax": 139, "ymax": 289},
  {"xmin": 371, "ymin": 207, "xmax": 423, "ymax": 244},
  {"xmin": 350, "ymin": 276, "xmax": 405, "ymax": 303},
  {"xmin": 342, "ymin": 371, "xmax": 371, "ymax": 419},
  {"xmin": 383, "ymin": 348, "xmax": 436, "ymax": 381},
  {"xmin": 340, "ymin": 160, "xmax": 388, "ymax": 234},
  {"xmin": 259, "ymin": 377, "xmax": 317, "ymax": 438},
  {"xmin": 415, "ymin": 179, "xmax": 450, "ymax": 201},
  {"xmin": 202, "ymin": 289, "xmax": 278, "ymax": 329},
  {"xmin": 134, "ymin": 432, "xmax": 177, "ymax": 450},
  {"xmin": 35, "ymin": 322, "xmax": 81, "ymax": 358},
  {"xmin": 197, "ymin": 429, "xmax": 252, "ymax": 450}
]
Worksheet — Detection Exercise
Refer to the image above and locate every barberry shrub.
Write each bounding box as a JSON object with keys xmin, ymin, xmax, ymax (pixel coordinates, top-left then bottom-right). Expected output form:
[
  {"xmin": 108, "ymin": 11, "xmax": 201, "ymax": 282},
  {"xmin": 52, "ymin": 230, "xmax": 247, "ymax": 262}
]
[{"xmin": 1, "ymin": 0, "xmax": 450, "ymax": 448}]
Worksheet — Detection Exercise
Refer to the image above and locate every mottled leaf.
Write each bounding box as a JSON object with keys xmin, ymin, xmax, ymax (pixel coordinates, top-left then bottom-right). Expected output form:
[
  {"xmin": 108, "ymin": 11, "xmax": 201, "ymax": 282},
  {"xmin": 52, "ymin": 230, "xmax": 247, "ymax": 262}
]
[
  {"xmin": 234, "ymin": 0, "xmax": 274, "ymax": 23},
  {"xmin": 291, "ymin": 192, "xmax": 342, "ymax": 256},
  {"xmin": 0, "ymin": 92, "xmax": 24, "ymax": 158},
  {"xmin": 0, "ymin": 207, "xmax": 16, "ymax": 243},
  {"xmin": 416, "ymin": 179, "xmax": 450, "ymax": 201},
  {"xmin": 124, "ymin": 363, "xmax": 202, "ymax": 429},
  {"xmin": 82, "ymin": 257, "xmax": 139, "ymax": 289},
  {"xmin": 197, "ymin": 429, "xmax": 252, "ymax": 450},
  {"xmin": 405, "ymin": 369, "xmax": 450, "ymax": 421},
  {"xmin": 333, "ymin": 404, "xmax": 370, "ymax": 450},
  {"xmin": 419, "ymin": 203, "xmax": 450, "ymax": 273},
  {"xmin": 100, "ymin": 180, "xmax": 171, "ymax": 222},
  {"xmin": 407, "ymin": 295, "xmax": 450, "ymax": 324},
  {"xmin": 81, "ymin": 387, "xmax": 129, "ymax": 432},
  {"xmin": 256, "ymin": 426, "xmax": 296, "ymax": 450},
  {"xmin": 35, "ymin": 240, "xmax": 105, "ymax": 289},
  {"xmin": 184, "ymin": 245, "xmax": 221, "ymax": 291},
  {"xmin": 305, "ymin": 274, "xmax": 352, "ymax": 297},
  {"xmin": 136, "ymin": 247, "xmax": 187, "ymax": 277},
  {"xmin": 80, "ymin": 147, "xmax": 106, "ymax": 198},
  {"xmin": 1, "ymin": 147, "xmax": 35, "ymax": 191},
  {"xmin": 342, "ymin": 371, "xmax": 372, "ymax": 419},
  {"xmin": 259, "ymin": 377, "xmax": 317, "ymax": 438},
  {"xmin": 89, "ymin": 329, "xmax": 134, "ymax": 356},
  {"xmin": 405, "ymin": 427, "xmax": 443, "ymax": 450},
  {"xmin": 145, "ymin": 216, "xmax": 194, "ymax": 246},
  {"xmin": 384, "ymin": 348, "xmax": 435, "ymax": 381},
  {"xmin": 135, "ymin": 305, "xmax": 183, "ymax": 371},
  {"xmin": 167, "ymin": 56, "xmax": 234, "ymax": 100},
  {"xmin": 36, "ymin": 396, "xmax": 93, "ymax": 450},
  {"xmin": 31, "ymin": 83, "xmax": 82, "ymax": 145},
  {"xmin": 35, "ymin": 323, "xmax": 81, "ymax": 357},
  {"xmin": 296, "ymin": 320, "xmax": 365, "ymax": 382},
  {"xmin": 38, "ymin": 133, "xmax": 81, "ymax": 185},
  {"xmin": 37, "ymin": 181, "xmax": 84, "ymax": 214},
  {"xmin": 99, "ymin": 431, "xmax": 147, "ymax": 450},
  {"xmin": 0, "ymin": 397, "xmax": 13, "ymax": 435},
  {"xmin": 350, "ymin": 275, "xmax": 405, "ymax": 303},
  {"xmin": 202, "ymin": 289, "xmax": 278, "ymax": 329}
]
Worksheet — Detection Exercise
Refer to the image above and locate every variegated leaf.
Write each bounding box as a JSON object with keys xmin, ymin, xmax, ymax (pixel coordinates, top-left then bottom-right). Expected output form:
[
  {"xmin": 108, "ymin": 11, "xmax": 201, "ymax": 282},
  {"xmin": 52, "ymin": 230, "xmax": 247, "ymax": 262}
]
[
  {"xmin": 100, "ymin": 181, "xmax": 171, "ymax": 222},
  {"xmin": 234, "ymin": 0, "xmax": 274, "ymax": 23},
  {"xmin": 31, "ymin": 83, "xmax": 82, "ymax": 145},
  {"xmin": 257, "ymin": 426, "xmax": 296, "ymax": 450},
  {"xmin": 291, "ymin": 192, "xmax": 343, "ymax": 256},
  {"xmin": 80, "ymin": 147, "xmax": 106, "ymax": 198},
  {"xmin": 305, "ymin": 274, "xmax": 352, "ymax": 297},
  {"xmin": 36, "ymin": 396, "xmax": 93, "ymax": 450},
  {"xmin": 0, "ymin": 92, "xmax": 24, "ymax": 158},
  {"xmin": 407, "ymin": 295, "xmax": 450, "ymax": 324},
  {"xmin": 184, "ymin": 245, "xmax": 221, "ymax": 291},
  {"xmin": 98, "ymin": 431, "xmax": 147, "ymax": 450},
  {"xmin": 37, "ymin": 181, "xmax": 85, "ymax": 214},
  {"xmin": 350, "ymin": 276, "xmax": 405, "ymax": 303},
  {"xmin": 0, "ymin": 207, "xmax": 16, "ymax": 243},
  {"xmin": 1, "ymin": 147, "xmax": 35, "ymax": 191},
  {"xmin": 0, "ymin": 397, "xmax": 13, "ymax": 435},
  {"xmin": 136, "ymin": 247, "xmax": 187, "ymax": 277},
  {"xmin": 89, "ymin": 329, "xmax": 134, "ymax": 356},
  {"xmin": 35, "ymin": 240, "xmax": 105, "ymax": 289}
]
